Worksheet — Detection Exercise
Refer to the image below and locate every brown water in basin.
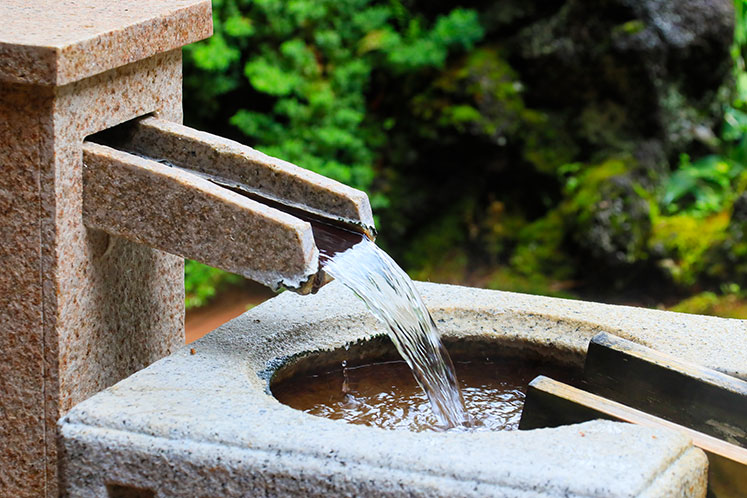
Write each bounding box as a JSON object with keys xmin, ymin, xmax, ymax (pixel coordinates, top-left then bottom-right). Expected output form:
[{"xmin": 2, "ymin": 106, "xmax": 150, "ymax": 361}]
[{"xmin": 272, "ymin": 347, "xmax": 578, "ymax": 432}]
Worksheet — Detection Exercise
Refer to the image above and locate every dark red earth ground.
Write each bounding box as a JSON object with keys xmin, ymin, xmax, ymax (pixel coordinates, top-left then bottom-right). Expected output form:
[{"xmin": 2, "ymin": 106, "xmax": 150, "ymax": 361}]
[{"xmin": 185, "ymin": 282, "xmax": 274, "ymax": 343}]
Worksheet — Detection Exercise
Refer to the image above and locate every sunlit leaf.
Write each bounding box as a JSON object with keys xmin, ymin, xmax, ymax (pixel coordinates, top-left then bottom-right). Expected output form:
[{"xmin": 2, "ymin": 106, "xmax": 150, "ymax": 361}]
[{"xmin": 244, "ymin": 59, "xmax": 299, "ymax": 95}]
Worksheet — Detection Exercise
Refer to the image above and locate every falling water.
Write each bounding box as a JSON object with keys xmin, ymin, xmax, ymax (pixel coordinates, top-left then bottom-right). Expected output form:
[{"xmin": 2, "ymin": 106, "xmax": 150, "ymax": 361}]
[{"xmin": 320, "ymin": 236, "xmax": 470, "ymax": 429}]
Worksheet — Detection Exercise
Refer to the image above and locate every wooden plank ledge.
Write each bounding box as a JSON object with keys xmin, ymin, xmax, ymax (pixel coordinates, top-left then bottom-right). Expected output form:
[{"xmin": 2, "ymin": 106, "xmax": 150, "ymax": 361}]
[
  {"xmin": 584, "ymin": 332, "xmax": 747, "ymax": 447},
  {"xmin": 520, "ymin": 376, "xmax": 747, "ymax": 497}
]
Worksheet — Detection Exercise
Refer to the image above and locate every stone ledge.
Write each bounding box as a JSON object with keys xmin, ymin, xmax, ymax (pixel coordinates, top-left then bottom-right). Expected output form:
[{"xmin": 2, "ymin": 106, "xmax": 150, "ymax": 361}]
[
  {"xmin": 60, "ymin": 420, "xmax": 706, "ymax": 497},
  {"xmin": 0, "ymin": 0, "xmax": 212, "ymax": 85}
]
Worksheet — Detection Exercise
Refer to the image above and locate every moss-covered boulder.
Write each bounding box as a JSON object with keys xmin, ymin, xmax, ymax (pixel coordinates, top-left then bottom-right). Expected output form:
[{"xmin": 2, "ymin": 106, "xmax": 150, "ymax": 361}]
[
  {"xmin": 511, "ymin": 0, "xmax": 734, "ymax": 158},
  {"xmin": 378, "ymin": 0, "xmax": 735, "ymax": 299},
  {"xmin": 561, "ymin": 159, "xmax": 652, "ymax": 267}
]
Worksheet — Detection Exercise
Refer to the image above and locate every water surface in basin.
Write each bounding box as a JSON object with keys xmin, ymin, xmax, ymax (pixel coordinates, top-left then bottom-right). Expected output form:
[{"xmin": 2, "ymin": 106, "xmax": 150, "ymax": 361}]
[{"xmin": 273, "ymin": 355, "xmax": 576, "ymax": 432}]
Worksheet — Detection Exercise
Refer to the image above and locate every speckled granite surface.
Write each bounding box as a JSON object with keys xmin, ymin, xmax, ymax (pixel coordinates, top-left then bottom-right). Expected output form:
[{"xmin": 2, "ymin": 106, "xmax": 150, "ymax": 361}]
[
  {"xmin": 0, "ymin": 51, "xmax": 186, "ymax": 498},
  {"xmin": 59, "ymin": 281, "xmax": 724, "ymax": 497},
  {"xmin": 83, "ymin": 142, "xmax": 319, "ymax": 290},
  {"xmin": 0, "ymin": 0, "xmax": 212, "ymax": 85},
  {"xmin": 118, "ymin": 117, "xmax": 376, "ymax": 234},
  {"xmin": 0, "ymin": 2, "xmax": 212, "ymax": 495},
  {"xmin": 0, "ymin": 80, "xmax": 52, "ymax": 498}
]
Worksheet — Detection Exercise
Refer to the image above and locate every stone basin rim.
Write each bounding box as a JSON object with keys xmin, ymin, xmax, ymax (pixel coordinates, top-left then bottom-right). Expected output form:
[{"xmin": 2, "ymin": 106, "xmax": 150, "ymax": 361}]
[
  {"xmin": 60, "ymin": 281, "xmax": 722, "ymax": 496},
  {"xmin": 62, "ymin": 280, "xmax": 747, "ymax": 443},
  {"xmin": 218, "ymin": 280, "xmax": 747, "ymax": 383},
  {"xmin": 266, "ymin": 333, "xmax": 584, "ymax": 395}
]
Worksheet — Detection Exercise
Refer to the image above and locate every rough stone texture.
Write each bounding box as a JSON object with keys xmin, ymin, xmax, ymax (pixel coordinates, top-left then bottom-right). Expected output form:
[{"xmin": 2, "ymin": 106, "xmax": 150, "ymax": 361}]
[
  {"xmin": 1, "ymin": 3, "xmax": 212, "ymax": 491},
  {"xmin": 59, "ymin": 282, "xmax": 719, "ymax": 497},
  {"xmin": 378, "ymin": 0, "xmax": 736, "ymax": 285},
  {"xmin": 0, "ymin": 0, "xmax": 212, "ymax": 86},
  {"xmin": 83, "ymin": 142, "xmax": 319, "ymax": 290},
  {"xmin": 0, "ymin": 81, "xmax": 52, "ymax": 498},
  {"xmin": 0, "ymin": 51, "xmax": 185, "ymax": 498},
  {"xmin": 514, "ymin": 0, "xmax": 734, "ymax": 157},
  {"xmin": 113, "ymin": 117, "xmax": 376, "ymax": 235}
]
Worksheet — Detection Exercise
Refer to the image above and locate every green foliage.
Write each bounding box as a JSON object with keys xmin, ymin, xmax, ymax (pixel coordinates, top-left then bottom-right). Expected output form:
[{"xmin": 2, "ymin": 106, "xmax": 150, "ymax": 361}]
[
  {"xmin": 182, "ymin": 0, "xmax": 483, "ymax": 307},
  {"xmin": 184, "ymin": 261, "xmax": 242, "ymax": 309},
  {"xmin": 660, "ymin": 0, "xmax": 747, "ymax": 220},
  {"xmin": 180, "ymin": 0, "xmax": 747, "ymax": 312},
  {"xmin": 663, "ymin": 154, "xmax": 744, "ymax": 216},
  {"xmin": 185, "ymin": 0, "xmax": 483, "ymax": 191}
]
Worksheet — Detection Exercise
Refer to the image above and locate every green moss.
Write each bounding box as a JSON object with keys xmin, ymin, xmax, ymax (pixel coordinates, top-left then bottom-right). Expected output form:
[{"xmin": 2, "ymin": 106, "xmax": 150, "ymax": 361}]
[
  {"xmin": 670, "ymin": 291, "xmax": 720, "ymax": 315},
  {"xmin": 670, "ymin": 290, "xmax": 747, "ymax": 319},
  {"xmin": 557, "ymin": 158, "xmax": 652, "ymax": 266},
  {"xmin": 560, "ymin": 158, "xmax": 630, "ymax": 203},
  {"xmin": 411, "ymin": 45, "xmax": 580, "ymax": 179},
  {"xmin": 485, "ymin": 267, "xmax": 576, "ymax": 299},
  {"xmin": 613, "ymin": 20, "xmax": 646, "ymax": 36},
  {"xmin": 510, "ymin": 210, "xmax": 573, "ymax": 280},
  {"xmin": 649, "ymin": 212, "xmax": 730, "ymax": 286},
  {"xmin": 412, "ymin": 46, "xmax": 527, "ymax": 139}
]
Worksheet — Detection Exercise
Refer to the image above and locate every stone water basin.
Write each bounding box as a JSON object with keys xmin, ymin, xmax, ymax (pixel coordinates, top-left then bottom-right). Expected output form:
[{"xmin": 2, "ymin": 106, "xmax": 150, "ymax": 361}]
[
  {"xmin": 60, "ymin": 281, "xmax": 747, "ymax": 496},
  {"xmin": 270, "ymin": 335, "xmax": 582, "ymax": 433}
]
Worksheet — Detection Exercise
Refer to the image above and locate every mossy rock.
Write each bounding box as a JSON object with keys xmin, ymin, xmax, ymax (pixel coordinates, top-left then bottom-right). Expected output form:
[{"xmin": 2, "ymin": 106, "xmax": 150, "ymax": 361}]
[
  {"xmin": 670, "ymin": 290, "xmax": 747, "ymax": 319},
  {"xmin": 561, "ymin": 158, "xmax": 652, "ymax": 268},
  {"xmin": 649, "ymin": 212, "xmax": 730, "ymax": 286},
  {"xmin": 510, "ymin": 209, "xmax": 573, "ymax": 281},
  {"xmin": 511, "ymin": 0, "xmax": 733, "ymax": 157}
]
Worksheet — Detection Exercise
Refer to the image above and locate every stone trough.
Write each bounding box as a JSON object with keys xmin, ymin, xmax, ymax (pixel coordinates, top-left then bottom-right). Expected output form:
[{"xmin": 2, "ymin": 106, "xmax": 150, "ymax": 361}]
[
  {"xmin": 60, "ymin": 282, "xmax": 747, "ymax": 497},
  {"xmin": 3, "ymin": 1, "xmax": 745, "ymax": 496}
]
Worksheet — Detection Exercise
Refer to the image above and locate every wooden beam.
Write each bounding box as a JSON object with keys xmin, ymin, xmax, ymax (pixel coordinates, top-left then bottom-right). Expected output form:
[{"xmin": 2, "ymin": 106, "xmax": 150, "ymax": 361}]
[
  {"xmin": 520, "ymin": 376, "xmax": 747, "ymax": 498},
  {"xmin": 584, "ymin": 332, "xmax": 747, "ymax": 447}
]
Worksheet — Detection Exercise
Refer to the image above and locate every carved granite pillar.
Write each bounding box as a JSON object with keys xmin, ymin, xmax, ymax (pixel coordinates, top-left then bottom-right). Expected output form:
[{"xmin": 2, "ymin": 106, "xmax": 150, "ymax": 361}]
[{"xmin": 0, "ymin": 2, "xmax": 212, "ymax": 495}]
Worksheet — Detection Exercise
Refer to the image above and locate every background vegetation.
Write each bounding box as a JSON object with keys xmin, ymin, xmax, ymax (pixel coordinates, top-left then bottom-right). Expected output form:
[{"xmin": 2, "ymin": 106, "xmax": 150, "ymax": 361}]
[{"xmin": 183, "ymin": 0, "xmax": 747, "ymax": 318}]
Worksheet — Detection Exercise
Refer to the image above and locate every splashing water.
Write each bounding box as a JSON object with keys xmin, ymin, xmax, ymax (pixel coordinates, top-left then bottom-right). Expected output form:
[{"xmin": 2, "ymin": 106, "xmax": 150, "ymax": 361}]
[{"xmin": 321, "ymin": 237, "xmax": 470, "ymax": 429}]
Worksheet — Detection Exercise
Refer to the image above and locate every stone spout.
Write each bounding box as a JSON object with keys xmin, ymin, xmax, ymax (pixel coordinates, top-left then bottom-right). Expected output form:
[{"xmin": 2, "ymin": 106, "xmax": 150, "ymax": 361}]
[{"xmin": 83, "ymin": 117, "xmax": 375, "ymax": 294}]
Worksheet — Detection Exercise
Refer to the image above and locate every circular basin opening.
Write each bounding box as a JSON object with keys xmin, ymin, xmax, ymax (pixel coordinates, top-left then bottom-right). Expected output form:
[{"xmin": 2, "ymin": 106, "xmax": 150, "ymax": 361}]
[{"xmin": 270, "ymin": 336, "xmax": 581, "ymax": 432}]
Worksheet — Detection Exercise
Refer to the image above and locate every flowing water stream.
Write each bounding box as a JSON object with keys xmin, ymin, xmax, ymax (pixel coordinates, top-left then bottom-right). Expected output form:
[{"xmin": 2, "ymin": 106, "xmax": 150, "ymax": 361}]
[{"xmin": 319, "ymin": 236, "xmax": 471, "ymax": 429}]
